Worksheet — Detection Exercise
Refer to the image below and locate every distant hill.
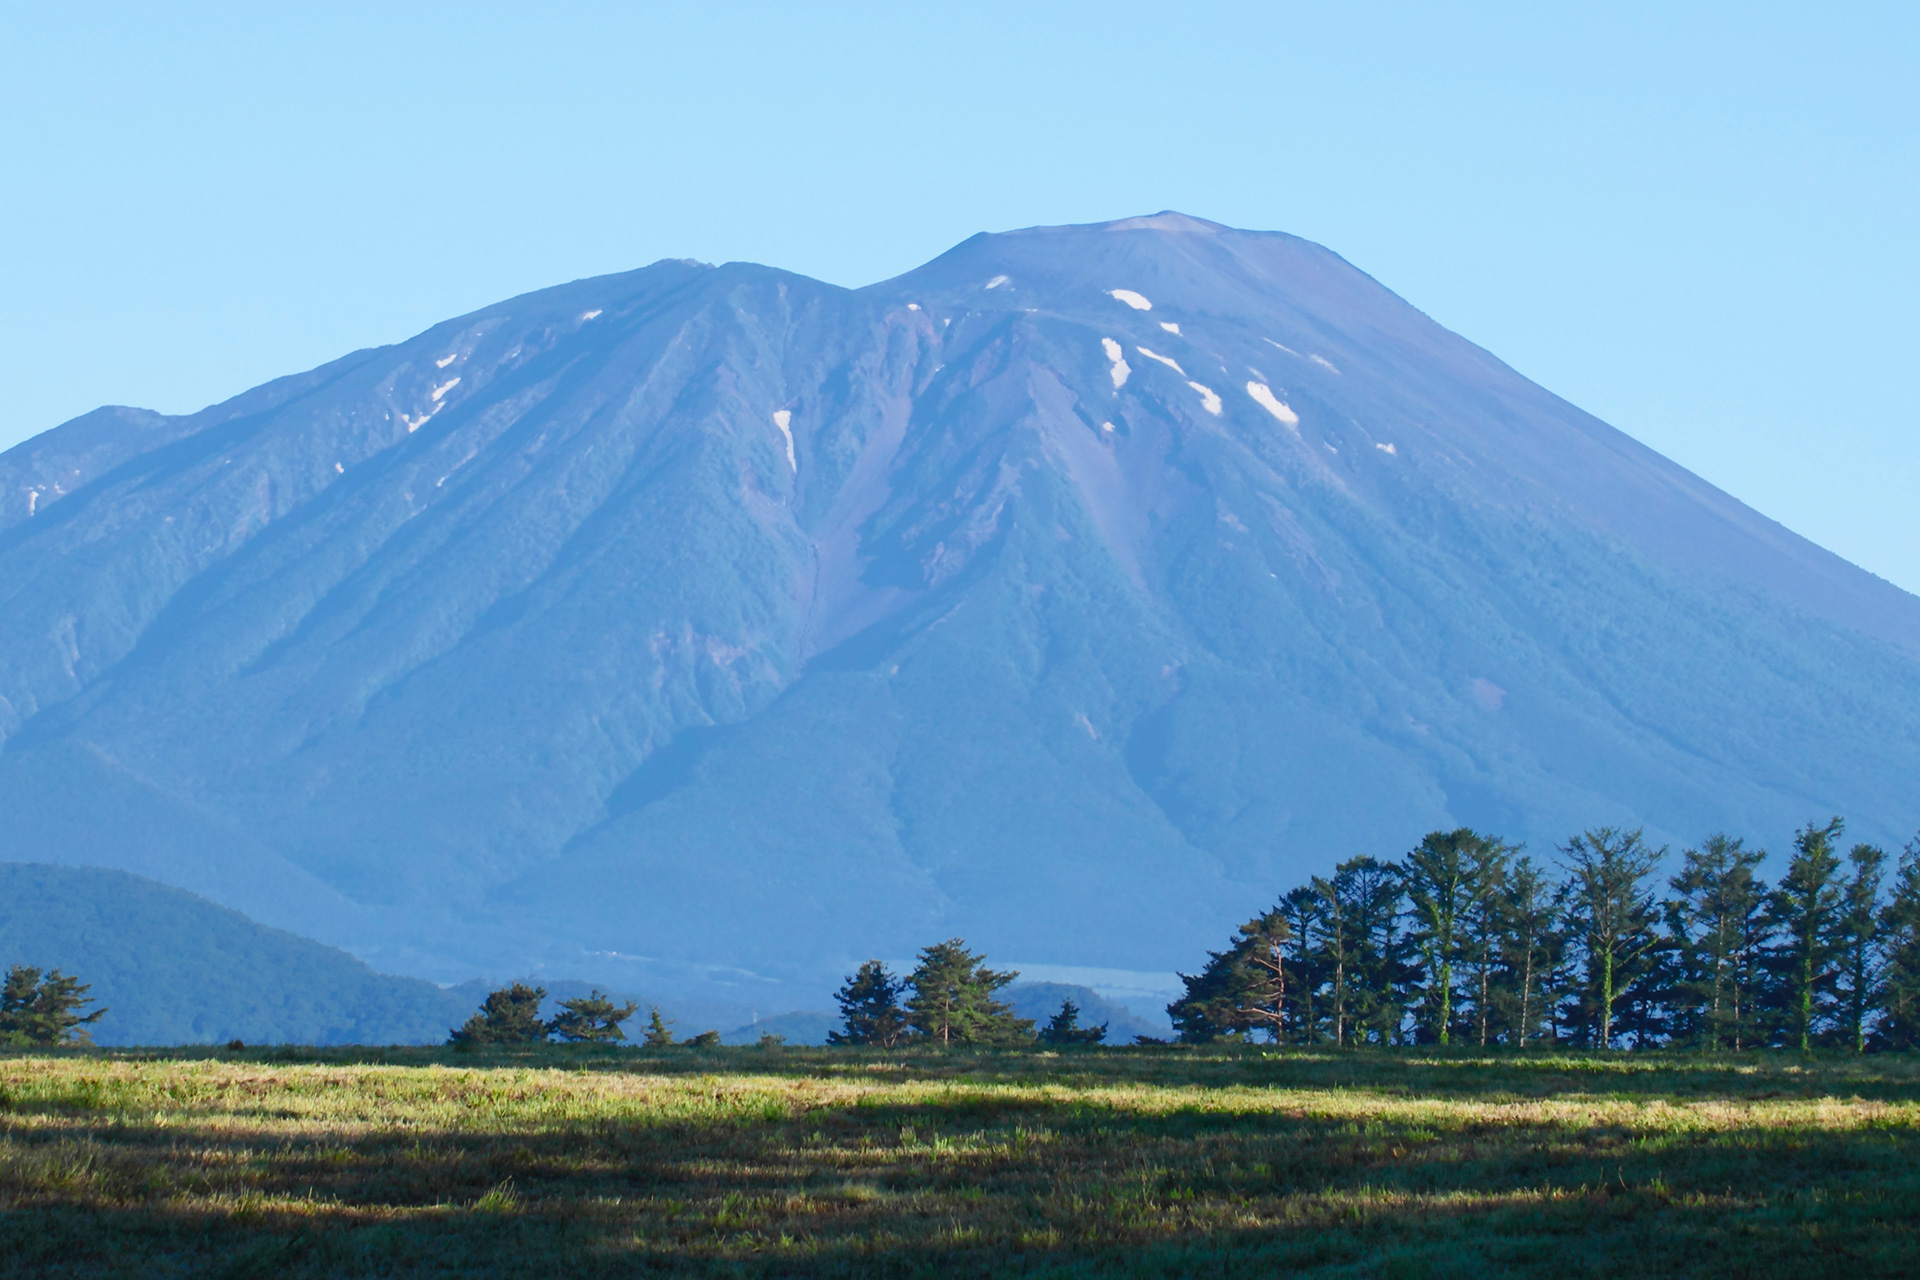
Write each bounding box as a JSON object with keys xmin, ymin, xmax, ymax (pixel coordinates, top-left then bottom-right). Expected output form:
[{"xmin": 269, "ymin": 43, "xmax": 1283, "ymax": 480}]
[{"xmin": 0, "ymin": 863, "xmax": 481, "ymax": 1045}]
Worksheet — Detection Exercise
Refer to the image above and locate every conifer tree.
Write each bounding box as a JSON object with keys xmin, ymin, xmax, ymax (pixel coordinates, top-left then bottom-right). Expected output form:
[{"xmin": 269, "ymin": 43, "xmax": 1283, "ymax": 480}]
[
  {"xmin": 905, "ymin": 939, "xmax": 1033, "ymax": 1045},
  {"xmin": 548, "ymin": 989, "xmax": 640, "ymax": 1043},
  {"xmin": 1281, "ymin": 884, "xmax": 1326, "ymax": 1043},
  {"xmin": 1560, "ymin": 827, "xmax": 1663, "ymax": 1048},
  {"xmin": 642, "ymin": 1008, "xmax": 676, "ymax": 1046},
  {"xmin": 448, "ymin": 983, "xmax": 549, "ymax": 1045},
  {"xmin": 1037, "ymin": 999, "xmax": 1107, "ymax": 1045},
  {"xmin": 1490, "ymin": 855, "xmax": 1560, "ymax": 1046},
  {"xmin": 1168, "ymin": 909, "xmax": 1291, "ymax": 1043},
  {"xmin": 1833, "ymin": 842, "xmax": 1887, "ymax": 1052},
  {"xmin": 1765, "ymin": 817, "xmax": 1846, "ymax": 1051},
  {"xmin": 0, "ymin": 966, "xmax": 106, "ymax": 1045},
  {"xmin": 1665, "ymin": 834, "xmax": 1770, "ymax": 1050},
  {"xmin": 1341, "ymin": 856, "xmax": 1417, "ymax": 1045},
  {"xmin": 1876, "ymin": 834, "xmax": 1920, "ymax": 1050},
  {"xmin": 1404, "ymin": 829, "xmax": 1505, "ymax": 1045},
  {"xmin": 828, "ymin": 960, "xmax": 911, "ymax": 1047}
]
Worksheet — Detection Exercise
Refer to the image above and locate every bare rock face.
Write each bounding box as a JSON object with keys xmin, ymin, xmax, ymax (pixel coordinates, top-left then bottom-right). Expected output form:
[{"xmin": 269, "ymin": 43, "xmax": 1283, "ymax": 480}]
[{"xmin": 2, "ymin": 214, "xmax": 1916, "ymax": 1004}]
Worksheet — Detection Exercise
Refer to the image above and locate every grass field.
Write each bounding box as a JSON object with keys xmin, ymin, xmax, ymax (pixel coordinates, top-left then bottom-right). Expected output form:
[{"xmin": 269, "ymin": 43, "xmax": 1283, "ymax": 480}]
[{"xmin": 2, "ymin": 1044, "xmax": 1916, "ymax": 1277}]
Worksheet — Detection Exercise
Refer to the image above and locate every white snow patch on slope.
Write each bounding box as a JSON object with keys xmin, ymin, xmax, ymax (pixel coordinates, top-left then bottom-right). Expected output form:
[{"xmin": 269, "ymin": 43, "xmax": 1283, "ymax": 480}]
[
  {"xmin": 1100, "ymin": 421, "xmax": 1116, "ymax": 434},
  {"xmin": 431, "ymin": 377, "xmax": 461, "ymax": 402},
  {"xmin": 334, "ymin": 462, "xmax": 344, "ymax": 474},
  {"xmin": 1263, "ymin": 337, "xmax": 1300, "ymax": 356},
  {"xmin": 1310, "ymin": 354, "xmax": 1340, "ymax": 373},
  {"xmin": 435, "ymin": 353, "xmax": 458, "ymax": 368},
  {"xmin": 27, "ymin": 490, "xmax": 37, "ymax": 516},
  {"xmin": 1135, "ymin": 346, "xmax": 1185, "ymax": 375},
  {"xmin": 1108, "ymin": 289, "xmax": 1153, "ymax": 311},
  {"xmin": 581, "ymin": 309, "xmax": 603, "ymax": 320},
  {"xmin": 1159, "ymin": 321, "xmax": 1180, "ymax": 334},
  {"xmin": 985, "ymin": 275, "xmax": 1009, "ymax": 290},
  {"xmin": 1245, "ymin": 382, "xmax": 1300, "ymax": 427},
  {"xmin": 1376, "ymin": 442, "xmax": 1397, "ymax": 455},
  {"xmin": 1101, "ymin": 337, "xmax": 1131, "ymax": 388},
  {"xmin": 1188, "ymin": 382, "xmax": 1222, "ymax": 415},
  {"xmin": 907, "ymin": 303, "xmax": 921, "ymax": 311},
  {"xmin": 772, "ymin": 409, "xmax": 797, "ymax": 471}
]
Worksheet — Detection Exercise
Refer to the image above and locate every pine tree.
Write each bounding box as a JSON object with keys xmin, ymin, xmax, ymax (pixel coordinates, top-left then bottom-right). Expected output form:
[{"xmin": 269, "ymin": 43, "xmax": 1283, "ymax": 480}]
[
  {"xmin": 1404, "ymin": 829, "xmax": 1505, "ymax": 1045},
  {"xmin": 1560, "ymin": 827, "xmax": 1663, "ymax": 1048},
  {"xmin": 1304, "ymin": 877, "xmax": 1346, "ymax": 1045},
  {"xmin": 828, "ymin": 960, "xmax": 911, "ymax": 1047},
  {"xmin": 0, "ymin": 966, "xmax": 106, "ymax": 1045},
  {"xmin": 1279, "ymin": 885, "xmax": 1326, "ymax": 1043},
  {"xmin": 1876, "ymin": 834, "xmax": 1920, "ymax": 1050},
  {"xmin": 1037, "ymin": 999, "xmax": 1107, "ymax": 1045},
  {"xmin": 1167, "ymin": 909, "xmax": 1291, "ymax": 1043},
  {"xmin": 1833, "ymin": 842, "xmax": 1887, "ymax": 1053},
  {"xmin": 642, "ymin": 1008, "xmax": 676, "ymax": 1046},
  {"xmin": 1342, "ymin": 856, "xmax": 1417, "ymax": 1045},
  {"xmin": 905, "ymin": 939, "xmax": 1033, "ymax": 1045},
  {"xmin": 549, "ymin": 989, "xmax": 640, "ymax": 1043},
  {"xmin": 1489, "ymin": 855, "xmax": 1560, "ymax": 1046},
  {"xmin": 1665, "ymin": 834, "xmax": 1770, "ymax": 1050},
  {"xmin": 1765, "ymin": 817, "xmax": 1846, "ymax": 1051},
  {"xmin": 448, "ymin": 982, "xmax": 549, "ymax": 1045}
]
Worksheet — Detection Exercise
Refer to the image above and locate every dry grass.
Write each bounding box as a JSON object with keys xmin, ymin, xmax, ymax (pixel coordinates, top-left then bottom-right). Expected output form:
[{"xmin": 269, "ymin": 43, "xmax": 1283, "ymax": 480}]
[{"xmin": 2, "ymin": 1044, "xmax": 1916, "ymax": 1276}]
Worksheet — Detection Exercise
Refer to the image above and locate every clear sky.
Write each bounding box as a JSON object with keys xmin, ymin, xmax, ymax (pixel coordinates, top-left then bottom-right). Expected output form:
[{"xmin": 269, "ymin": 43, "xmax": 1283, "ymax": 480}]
[{"xmin": 4, "ymin": 3, "xmax": 1916, "ymax": 591}]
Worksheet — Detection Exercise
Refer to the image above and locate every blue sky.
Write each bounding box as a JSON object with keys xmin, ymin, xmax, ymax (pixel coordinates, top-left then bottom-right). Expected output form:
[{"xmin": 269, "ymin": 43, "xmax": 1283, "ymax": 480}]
[{"xmin": 4, "ymin": 3, "xmax": 1916, "ymax": 590}]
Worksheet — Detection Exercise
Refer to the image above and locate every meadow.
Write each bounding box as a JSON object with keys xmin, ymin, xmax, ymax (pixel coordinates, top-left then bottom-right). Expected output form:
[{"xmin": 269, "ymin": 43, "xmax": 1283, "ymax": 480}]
[{"xmin": 1, "ymin": 1044, "xmax": 1915, "ymax": 1277}]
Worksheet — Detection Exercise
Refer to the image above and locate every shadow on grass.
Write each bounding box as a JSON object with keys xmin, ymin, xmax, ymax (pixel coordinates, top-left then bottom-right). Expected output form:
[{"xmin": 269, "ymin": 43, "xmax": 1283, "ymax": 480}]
[{"xmin": 4, "ymin": 1049, "xmax": 1918, "ymax": 1277}]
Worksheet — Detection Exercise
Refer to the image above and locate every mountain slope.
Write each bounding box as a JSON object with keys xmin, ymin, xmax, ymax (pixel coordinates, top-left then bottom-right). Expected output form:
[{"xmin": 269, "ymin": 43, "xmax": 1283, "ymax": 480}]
[
  {"xmin": 0, "ymin": 863, "xmax": 477, "ymax": 1045},
  {"xmin": 1, "ymin": 213, "xmax": 1915, "ymax": 1005}
]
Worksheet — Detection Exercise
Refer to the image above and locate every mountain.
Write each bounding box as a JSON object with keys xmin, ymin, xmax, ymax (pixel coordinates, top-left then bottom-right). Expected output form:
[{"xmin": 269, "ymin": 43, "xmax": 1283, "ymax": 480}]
[{"xmin": 1, "ymin": 212, "xmax": 1916, "ymax": 1010}]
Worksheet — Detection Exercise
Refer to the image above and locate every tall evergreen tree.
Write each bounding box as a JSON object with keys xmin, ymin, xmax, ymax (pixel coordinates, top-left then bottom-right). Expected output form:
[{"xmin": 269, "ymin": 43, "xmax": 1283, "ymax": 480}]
[
  {"xmin": 1560, "ymin": 827, "xmax": 1663, "ymax": 1048},
  {"xmin": 549, "ymin": 989, "xmax": 639, "ymax": 1043},
  {"xmin": 1343, "ymin": 856, "xmax": 1418, "ymax": 1044},
  {"xmin": 828, "ymin": 960, "xmax": 911, "ymax": 1047},
  {"xmin": 448, "ymin": 982, "xmax": 549, "ymax": 1045},
  {"xmin": 1281, "ymin": 884, "xmax": 1326, "ymax": 1043},
  {"xmin": 1665, "ymin": 834, "xmax": 1770, "ymax": 1050},
  {"xmin": 1168, "ymin": 908, "xmax": 1291, "ymax": 1043},
  {"xmin": 1765, "ymin": 817, "xmax": 1846, "ymax": 1051},
  {"xmin": 1833, "ymin": 842, "xmax": 1887, "ymax": 1052},
  {"xmin": 1404, "ymin": 829, "xmax": 1504, "ymax": 1045},
  {"xmin": 1489, "ymin": 855, "xmax": 1560, "ymax": 1046},
  {"xmin": 0, "ymin": 966, "xmax": 106, "ymax": 1045},
  {"xmin": 905, "ymin": 940, "xmax": 1033, "ymax": 1045},
  {"xmin": 1876, "ymin": 834, "xmax": 1920, "ymax": 1050}
]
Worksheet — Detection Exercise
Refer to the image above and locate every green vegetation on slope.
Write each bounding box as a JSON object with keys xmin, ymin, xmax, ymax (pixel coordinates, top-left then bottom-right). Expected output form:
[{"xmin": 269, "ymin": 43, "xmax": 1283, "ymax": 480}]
[
  {"xmin": 0, "ymin": 863, "xmax": 476, "ymax": 1046},
  {"xmin": 1, "ymin": 1044, "xmax": 1916, "ymax": 1277}
]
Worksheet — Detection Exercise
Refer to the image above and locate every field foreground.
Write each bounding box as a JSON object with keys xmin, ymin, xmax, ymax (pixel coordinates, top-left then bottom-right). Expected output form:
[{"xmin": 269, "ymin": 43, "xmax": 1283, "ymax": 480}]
[{"xmin": 2, "ymin": 1046, "xmax": 1917, "ymax": 1277}]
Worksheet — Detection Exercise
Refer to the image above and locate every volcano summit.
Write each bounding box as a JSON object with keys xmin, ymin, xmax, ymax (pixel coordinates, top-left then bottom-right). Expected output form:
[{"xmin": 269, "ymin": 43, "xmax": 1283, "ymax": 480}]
[{"xmin": 2, "ymin": 213, "xmax": 1915, "ymax": 1005}]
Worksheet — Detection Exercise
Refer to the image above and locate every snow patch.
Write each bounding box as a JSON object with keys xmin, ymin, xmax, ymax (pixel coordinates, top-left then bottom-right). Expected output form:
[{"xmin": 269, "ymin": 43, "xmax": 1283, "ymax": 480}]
[
  {"xmin": 1188, "ymin": 382, "xmax": 1222, "ymax": 415},
  {"xmin": 1376, "ymin": 442, "xmax": 1397, "ymax": 455},
  {"xmin": 772, "ymin": 410, "xmax": 796, "ymax": 471},
  {"xmin": 1101, "ymin": 337, "xmax": 1131, "ymax": 388},
  {"xmin": 334, "ymin": 462, "xmax": 344, "ymax": 474},
  {"xmin": 580, "ymin": 309, "xmax": 603, "ymax": 320},
  {"xmin": 435, "ymin": 353, "xmax": 458, "ymax": 369},
  {"xmin": 431, "ymin": 377, "xmax": 461, "ymax": 402},
  {"xmin": 1245, "ymin": 382, "xmax": 1300, "ymax": 427},
  {"xmin": 1263, "ymin": 337, "xmax": 1300, "ymax": 356},
  {"xmin": 985, "ymin": 275, "xmax": 1009, "ymax": 290},
  {"xmin": 1135, "ymin": 346, "xmax": 1185, "ymax": 375},
  {"xmin": 1159, "ymin": 321, "xmax": 1181, "ymax": 334},
  {"xmin": 1075, "ymin": 712, "xmax": 1100, "ymax": 740},
  {"xmin": 1310, "ymin": 354, "xmax": 1340, "ymax": 373},
  {"xmin": 26, "ymin": 490, "xmax": 37, "ymax": 516},
  {"xmin": 907, "ymin": 303, "xmax": 921, "ymax": 311},
  {"xmin": 1100, "ymin": 421, "xmax": 1116, "ymax": 434},
  {"xmin": 1108, "ymin": 289, "xmax": 1153, "ymax": 311}
]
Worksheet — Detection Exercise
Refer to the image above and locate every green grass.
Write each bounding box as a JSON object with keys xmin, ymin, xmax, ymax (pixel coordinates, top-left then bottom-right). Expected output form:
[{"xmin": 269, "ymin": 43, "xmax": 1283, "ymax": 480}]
[{"xmin": 2, "ymin": 1044, "xmax": 1917, "ymax": 1277}]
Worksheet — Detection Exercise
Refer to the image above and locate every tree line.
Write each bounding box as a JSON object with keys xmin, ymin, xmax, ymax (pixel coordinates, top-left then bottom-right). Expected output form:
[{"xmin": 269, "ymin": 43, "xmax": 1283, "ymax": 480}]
[{"xmin": 1169, "ymin": 819, "xmax": 1920, "ymax": 1051}]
